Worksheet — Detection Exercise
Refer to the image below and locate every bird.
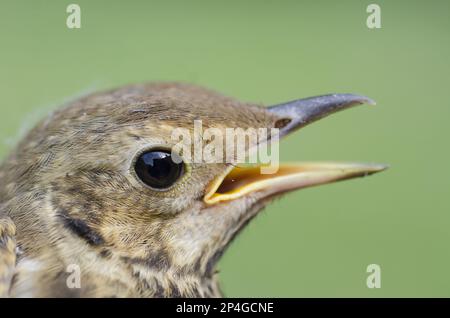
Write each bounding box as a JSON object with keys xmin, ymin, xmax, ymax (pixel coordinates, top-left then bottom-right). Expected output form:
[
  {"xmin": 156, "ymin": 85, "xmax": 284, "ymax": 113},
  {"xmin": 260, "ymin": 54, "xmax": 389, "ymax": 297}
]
[{"xmin": 0, "ymin": 82, "xmax": 386, "ymax": 297}]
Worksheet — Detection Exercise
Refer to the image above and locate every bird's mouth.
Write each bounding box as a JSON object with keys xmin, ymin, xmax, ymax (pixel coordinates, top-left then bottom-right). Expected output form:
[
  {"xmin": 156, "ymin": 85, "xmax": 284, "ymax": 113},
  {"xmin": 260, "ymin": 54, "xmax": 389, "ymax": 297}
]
[
  {"xmin": 204, "ymin": 162, "xmax": 386, "ymax": 204},
  {"xmin": 204, "ymin": 93, "xmax": 387, "ymax": 205}
]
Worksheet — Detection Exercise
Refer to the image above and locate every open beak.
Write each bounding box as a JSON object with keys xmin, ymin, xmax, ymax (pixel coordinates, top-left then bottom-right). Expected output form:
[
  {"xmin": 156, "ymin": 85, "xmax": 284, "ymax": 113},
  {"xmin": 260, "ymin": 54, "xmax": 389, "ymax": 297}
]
[{"xmin": 204, "ymin": 94, "xmax": 387, "ymax": 205}]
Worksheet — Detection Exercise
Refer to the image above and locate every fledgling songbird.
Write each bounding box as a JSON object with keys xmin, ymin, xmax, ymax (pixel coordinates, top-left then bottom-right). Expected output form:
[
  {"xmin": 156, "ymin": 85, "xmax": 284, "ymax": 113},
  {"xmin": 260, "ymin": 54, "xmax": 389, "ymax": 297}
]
[{"xmin": 0, "ymin": 83, "xmax": 386, "ymax": 297}]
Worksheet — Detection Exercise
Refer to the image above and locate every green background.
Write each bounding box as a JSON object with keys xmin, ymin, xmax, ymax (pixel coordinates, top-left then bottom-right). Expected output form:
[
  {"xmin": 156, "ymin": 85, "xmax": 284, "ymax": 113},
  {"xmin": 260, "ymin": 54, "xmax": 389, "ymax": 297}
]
[{"xmin": 1, "ymin": 0, "xmax": 449, "ymax": 297}]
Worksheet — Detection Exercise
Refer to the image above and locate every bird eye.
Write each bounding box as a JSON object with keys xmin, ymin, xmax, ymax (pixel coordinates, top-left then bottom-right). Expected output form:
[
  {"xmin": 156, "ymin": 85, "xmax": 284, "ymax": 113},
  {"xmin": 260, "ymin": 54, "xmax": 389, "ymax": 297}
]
[{"xmin": 134, "ymin": 150, "xmax": 184, "ymax": 190}]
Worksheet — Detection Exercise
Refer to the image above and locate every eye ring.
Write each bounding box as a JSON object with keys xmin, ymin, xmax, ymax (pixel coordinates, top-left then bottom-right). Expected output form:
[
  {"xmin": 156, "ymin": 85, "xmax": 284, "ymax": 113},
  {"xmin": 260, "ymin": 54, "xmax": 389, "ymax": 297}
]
[{"xmin": 132, "ymin": 147, "xmax": 185, "ymax": 191}]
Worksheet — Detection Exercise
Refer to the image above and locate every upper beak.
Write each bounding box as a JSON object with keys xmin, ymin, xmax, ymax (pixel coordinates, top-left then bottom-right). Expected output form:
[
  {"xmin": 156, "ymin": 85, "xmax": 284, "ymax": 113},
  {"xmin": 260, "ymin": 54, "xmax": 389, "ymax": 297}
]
[
  {"xmin": 204, "ymin": 94, "xmax": 387, "ymax": 205},
  {"xmin": 269, "ymin": 93, "xmax": 376, "ymax": 137}
]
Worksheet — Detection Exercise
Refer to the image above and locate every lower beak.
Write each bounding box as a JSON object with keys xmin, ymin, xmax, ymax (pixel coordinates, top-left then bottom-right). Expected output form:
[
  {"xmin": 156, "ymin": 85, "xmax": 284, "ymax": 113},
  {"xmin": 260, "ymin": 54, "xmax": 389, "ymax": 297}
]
[
  {"xmin": 203, "ymin": 93, "xmax": 387, "ymax": 205},
  {"xmin": 204, "ymin": 162, "xmax": 387, "ymax": 204}
]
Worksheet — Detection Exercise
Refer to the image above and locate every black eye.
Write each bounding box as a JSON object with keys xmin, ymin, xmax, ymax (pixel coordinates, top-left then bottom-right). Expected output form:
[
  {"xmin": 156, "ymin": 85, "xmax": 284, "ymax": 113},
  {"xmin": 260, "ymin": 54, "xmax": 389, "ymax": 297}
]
[{"xmin": 134, "ymin": 150, "xmax": 184, "ymax": 190}]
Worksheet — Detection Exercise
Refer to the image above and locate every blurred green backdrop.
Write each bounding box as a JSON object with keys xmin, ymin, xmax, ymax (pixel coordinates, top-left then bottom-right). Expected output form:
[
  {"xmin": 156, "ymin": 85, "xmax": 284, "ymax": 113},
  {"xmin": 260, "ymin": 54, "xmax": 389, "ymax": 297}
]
[{"xmin": 1, "ymin": 0, "xmax": 449, "ymax": 297}]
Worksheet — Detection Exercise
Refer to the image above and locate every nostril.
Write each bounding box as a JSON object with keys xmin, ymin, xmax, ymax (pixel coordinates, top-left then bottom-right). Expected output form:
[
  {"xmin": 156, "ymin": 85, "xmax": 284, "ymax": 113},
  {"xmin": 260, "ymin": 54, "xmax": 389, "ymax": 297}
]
[{"xmin": 274, "ymin": 118, "xmax": 292, "ymax": 129}]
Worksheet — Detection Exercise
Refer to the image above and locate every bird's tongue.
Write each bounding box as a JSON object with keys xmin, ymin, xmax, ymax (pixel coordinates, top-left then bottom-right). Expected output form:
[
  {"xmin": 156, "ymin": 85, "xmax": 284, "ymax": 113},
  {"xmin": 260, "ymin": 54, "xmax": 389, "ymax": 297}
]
[{"xmin": 203, "ymin": 162, "xmax": 387, "ymax": 205}]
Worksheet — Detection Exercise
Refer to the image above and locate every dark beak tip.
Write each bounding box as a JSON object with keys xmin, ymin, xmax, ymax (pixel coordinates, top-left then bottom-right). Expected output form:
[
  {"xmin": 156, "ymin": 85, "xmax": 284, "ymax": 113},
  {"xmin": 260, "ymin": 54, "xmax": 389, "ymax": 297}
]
[
  {"xmin": 328, "ymin": 93, "xmax": 376, "ymax": 107},
  {"xmin": 367, "ymin": 98, "xmax": 376, "ymax": 106},
  {"xmin": 353, "ymin": 94, "xmax": 376, "ymax": 106}
]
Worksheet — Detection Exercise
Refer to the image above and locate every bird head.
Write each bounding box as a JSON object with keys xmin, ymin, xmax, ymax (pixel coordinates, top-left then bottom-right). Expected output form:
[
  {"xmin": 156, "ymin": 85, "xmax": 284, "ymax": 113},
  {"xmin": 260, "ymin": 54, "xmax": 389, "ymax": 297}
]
[{"xmin": 2, "ymin": 82, "xmax": 386, "ymax": 296}]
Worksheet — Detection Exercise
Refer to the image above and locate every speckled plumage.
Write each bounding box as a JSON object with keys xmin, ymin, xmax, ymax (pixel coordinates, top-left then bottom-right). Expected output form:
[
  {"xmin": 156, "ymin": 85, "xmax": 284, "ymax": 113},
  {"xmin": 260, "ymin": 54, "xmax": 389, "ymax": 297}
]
[
  {"xmin": 0, "ymin": 82, "xmax": 385, "ymax": 298},
  {"xmin": 0, "ymin": 83, "xmax": 279, "ymax": 297}
]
